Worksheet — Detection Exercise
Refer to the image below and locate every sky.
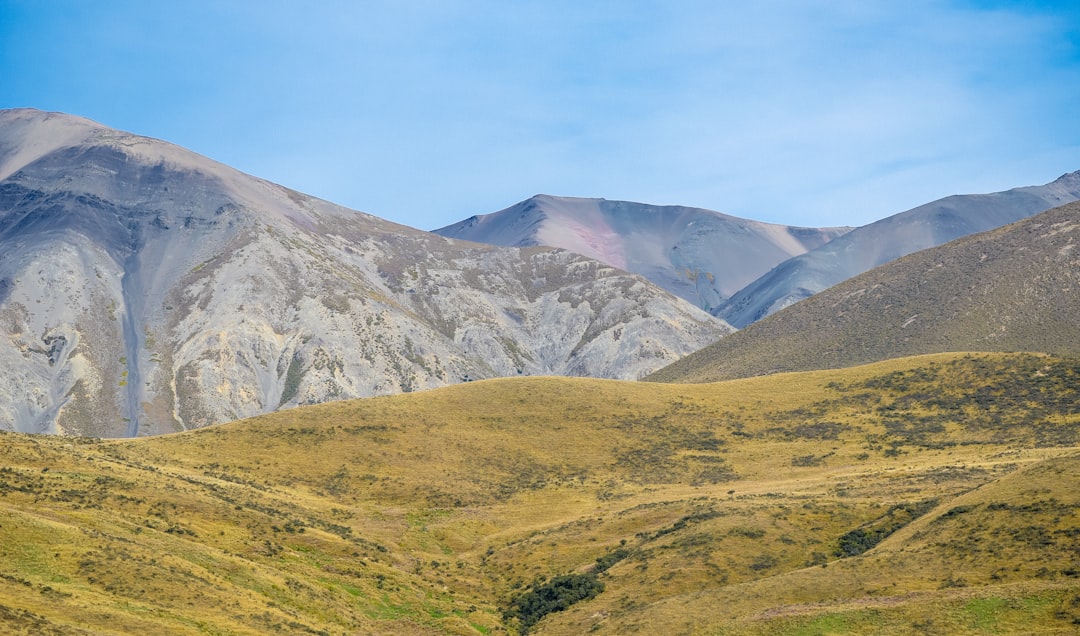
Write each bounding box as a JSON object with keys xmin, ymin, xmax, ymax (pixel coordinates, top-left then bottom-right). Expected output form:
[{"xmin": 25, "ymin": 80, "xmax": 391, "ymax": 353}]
[{"xmin": 2, "ymin": 1, "xmax": 1079, "ymax": 230}]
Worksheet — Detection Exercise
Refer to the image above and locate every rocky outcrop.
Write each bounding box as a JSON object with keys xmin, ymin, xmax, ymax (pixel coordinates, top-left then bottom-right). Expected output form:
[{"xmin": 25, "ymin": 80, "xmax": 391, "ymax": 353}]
[{"xmin": 0, "ymin": 109, "xmax": 731, "ymax": 436}]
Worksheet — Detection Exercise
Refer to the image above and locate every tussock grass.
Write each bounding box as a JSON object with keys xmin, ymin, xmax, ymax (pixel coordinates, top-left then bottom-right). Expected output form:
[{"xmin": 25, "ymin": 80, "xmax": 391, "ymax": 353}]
[{"xmin": 0, "ymin": 352, "xmax": 1076, "ymax": 634}]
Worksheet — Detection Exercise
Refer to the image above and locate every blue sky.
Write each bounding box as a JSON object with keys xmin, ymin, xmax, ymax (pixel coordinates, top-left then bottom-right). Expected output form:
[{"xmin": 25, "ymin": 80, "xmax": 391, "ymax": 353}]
[{"xmin": 3, "ymin": 1, "xmax": 1079, "ymax": 230}]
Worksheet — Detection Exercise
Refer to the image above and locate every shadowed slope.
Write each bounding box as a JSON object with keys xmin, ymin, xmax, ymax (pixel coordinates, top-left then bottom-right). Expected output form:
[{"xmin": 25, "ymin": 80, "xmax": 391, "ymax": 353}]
[
  {"xmin": 650, "ymin": 201, "xmax": 1080, "ymax": 384},
  {"xmin": 718, "ymin": 170, "xmax": 1080, "ymax": 327}
]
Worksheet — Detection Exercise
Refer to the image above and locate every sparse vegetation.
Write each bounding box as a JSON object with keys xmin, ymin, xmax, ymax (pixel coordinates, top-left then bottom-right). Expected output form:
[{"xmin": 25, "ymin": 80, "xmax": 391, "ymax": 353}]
[
  {"xmin": 278, "ymin": 354, "xmax": 305, "ymax": 407},
  {"xmin": 0, "ymin": 352, "xmax": 1077, "ymax": 634}
]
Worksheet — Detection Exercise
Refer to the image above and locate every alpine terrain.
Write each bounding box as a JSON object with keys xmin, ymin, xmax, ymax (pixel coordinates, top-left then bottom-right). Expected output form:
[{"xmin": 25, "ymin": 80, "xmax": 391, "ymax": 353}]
[
  {"xmin": 0, "ymin": 108, "xmax": 1077, "ymax": 636},
  {"xmin": 650, "ymin": 200, "xmax": 1080, "ymax": 383},
  {"xmin": 717, "ymin": 170, "xmax": 1080, "ymax": 327},
  {"xmin": 0, "ymin": 109, "xmax": 731, "ymax": 437},
  {"xmin": 434, "ymin": 194, "xmax": 852, "ymax": 313}
]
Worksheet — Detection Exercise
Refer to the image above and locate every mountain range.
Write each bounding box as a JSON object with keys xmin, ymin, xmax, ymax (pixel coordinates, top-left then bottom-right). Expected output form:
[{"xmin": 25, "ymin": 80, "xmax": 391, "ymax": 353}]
[
  {"xmin": 0, "ymin": 109, "xmax": 729, "ymax": 437},
  {"xmin": 715, "ymin": 170, "xmax": 1080, "ymax": 327},
  {"xmin": 434, "ymin": 195, "xmax": 852, "ymax": 313},
  {"xmin": 436, "ymin": 175, "xmax": 1080, "ymax": 329},
  {"xmin": 649, "ymin": 200, "xmax": 1080, "ymax": 383},
  {"xmin": 1, "ymin": 108, "xmax": 1079, "ymax": 635},
  {"xmin": 3, "ymin": 107, "xmax": 1079, "ymax": 440}
]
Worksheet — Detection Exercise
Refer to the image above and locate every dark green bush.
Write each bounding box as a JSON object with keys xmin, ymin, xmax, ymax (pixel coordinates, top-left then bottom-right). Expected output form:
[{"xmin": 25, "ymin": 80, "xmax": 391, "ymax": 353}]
[
  {"xmin": 835, "ymin": 499, "xmax": 938, "ymax": 557},
  {"xmin": 505, "ymin": 573, "xmax": 605, "ymax": 633},
  {"xmin": 594, "ymin": 548, "xmax": 630, "ymax": 573},
  {"xmin": 836, "ymin": 528, "xmax": 882, "ymax": 557}
]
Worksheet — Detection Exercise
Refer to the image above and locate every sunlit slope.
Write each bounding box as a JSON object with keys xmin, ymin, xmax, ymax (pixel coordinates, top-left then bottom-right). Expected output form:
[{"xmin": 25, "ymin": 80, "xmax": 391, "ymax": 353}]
[
  {"xmin": 0, "ymin": 109, "xmax": 727, "ymax": 436},
  {"xmin": 0, "ymin": 352, "xmax": 1077, "ymax": 634},
  {"xmin": 551, "ymin": 454, "xmax": 1080, "ymax": 635},
  {"xmin": 434, "ymin": 194, "xmax": 851, "ymax": 312}
]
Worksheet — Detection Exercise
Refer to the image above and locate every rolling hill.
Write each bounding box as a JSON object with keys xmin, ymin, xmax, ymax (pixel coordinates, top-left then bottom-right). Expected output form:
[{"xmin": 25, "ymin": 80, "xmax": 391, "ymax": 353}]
[
  {"xmin": 716, "ymin": 170, "xmax": 1080, "ymax": 327},
  {"xmin": 0, "ymin": 109, "xmax": 730, "ymax": 437},
  {"xmin": 0, "ymin": 352, "xmax": 1077, "ymax": 634},
  {"xmin": 649, "ymin": 200, "xmax": 1080, "ymax": 384},
  {"xmin": 433, "ymin": 194, "xmax": 851, "ymax": 313}
]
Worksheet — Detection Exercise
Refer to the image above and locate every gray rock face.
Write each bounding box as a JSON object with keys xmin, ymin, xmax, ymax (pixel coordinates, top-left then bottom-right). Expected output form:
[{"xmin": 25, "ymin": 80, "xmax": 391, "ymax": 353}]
[
  {"xmin": 0, "ymin": 109, "xmax": 732, "ymax": 436},
  {"xmin": 434, "ymin": 195, "xmax": 851, "ymax": 313},
  {"xmin": 717, "ymin": 171, "xmax": 1080, "ymax": 327}
]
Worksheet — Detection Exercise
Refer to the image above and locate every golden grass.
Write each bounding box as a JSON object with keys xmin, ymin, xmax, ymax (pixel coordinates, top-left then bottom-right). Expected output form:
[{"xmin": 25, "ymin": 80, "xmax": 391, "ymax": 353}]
[{"xmin": 0, "ymin": 352, "xmax": 1077, "ymax": 634}]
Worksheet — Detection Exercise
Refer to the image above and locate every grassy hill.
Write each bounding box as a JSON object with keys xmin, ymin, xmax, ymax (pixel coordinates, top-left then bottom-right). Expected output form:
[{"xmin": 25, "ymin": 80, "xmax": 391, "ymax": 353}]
[
  {"xmin": 649, "ymin": 201, "xmax": 1080, "ymax": 384},
  {"xmin": 0, "ymin": 352, "xmax": 1077, "ymax": 634},
  {"xmin": 546, "ymin": 452, "xmax": 1080, "ymax": 635}
]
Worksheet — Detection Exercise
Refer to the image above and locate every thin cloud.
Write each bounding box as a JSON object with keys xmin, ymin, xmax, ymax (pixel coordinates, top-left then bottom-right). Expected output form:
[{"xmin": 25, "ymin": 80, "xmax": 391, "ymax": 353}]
[{"xmin": 1, "ymin": 1, "xmax": 1077, "ymax": 229}]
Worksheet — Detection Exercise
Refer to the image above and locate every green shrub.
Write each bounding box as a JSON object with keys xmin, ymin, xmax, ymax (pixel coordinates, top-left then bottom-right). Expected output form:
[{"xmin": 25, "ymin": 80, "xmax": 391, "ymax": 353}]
[
  {"xmin": 835, "ymin": 499, "xmax": 938, "ymax": 557},
  {"xmin": 505, "ymin": 573, "xmax": 605, "ymax": 633},
  {"xmin": 594, "ymin": 548, "xmax": 630, "ymax": 573}
]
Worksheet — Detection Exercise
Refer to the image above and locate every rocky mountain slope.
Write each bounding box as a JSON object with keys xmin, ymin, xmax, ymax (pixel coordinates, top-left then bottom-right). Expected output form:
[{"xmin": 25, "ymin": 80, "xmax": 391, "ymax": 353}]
[
  {"xmin": 717, "ymin": 170, "xmax": 1080, "ymax": 327},
  {"xmin": 433, "ymin": 194, "xmax": 851, "ymax": 313},
  {"xmin": 649, "ymin": 201, "xmax": 1080, "ymax": 383},
  {"xmin": 0, "ymin": 109, "xmax": 731, "ymax": 437}
]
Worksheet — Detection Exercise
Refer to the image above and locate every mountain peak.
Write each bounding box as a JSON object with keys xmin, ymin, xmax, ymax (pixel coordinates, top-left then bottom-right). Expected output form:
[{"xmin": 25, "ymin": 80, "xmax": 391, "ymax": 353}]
[
  {"xmin": 0, "ymin": 111, "xmax": 728, "ymax": 436},
  {"xmin": 435, "ymin": 195, "xmax": 851, "ymax": 310},
  {"xmin": 0, "ymin": 108, "xmax": 106, "ymax": 181}
]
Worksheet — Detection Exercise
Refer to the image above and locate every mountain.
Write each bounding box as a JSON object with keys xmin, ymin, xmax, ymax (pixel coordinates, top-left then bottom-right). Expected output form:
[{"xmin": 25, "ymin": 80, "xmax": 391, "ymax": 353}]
[
  {"xmin": 649, "ymin": 201, "xmax": 1080, "ymax": 384},
  {"xmin": 0, "ymin": 109, "xmax": 731, "ymax": 437},
  {"xmin": 433, "ymin": 194, "xmax": 852, "ymax": 313},
  {"xmin": 717, "ymin": 170, "xmax": 1080, "ymax": 327},
  {"xmin": 0, "ymin": 352, "xmax": 1077, "ymax": 634}
]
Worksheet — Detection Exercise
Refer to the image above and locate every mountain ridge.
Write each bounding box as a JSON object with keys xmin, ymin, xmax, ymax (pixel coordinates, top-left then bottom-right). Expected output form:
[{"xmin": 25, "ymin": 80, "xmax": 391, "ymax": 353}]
[
  {"xmin": 649, "ymin": 200, "xmax": 1080, "ymax": 384},
  {"xmin": 0, "ymin": 108, "xmax": 730, "ymax": 436},
  {"xmin": 716, "ymin": 169, "xmax": 1080, "ymax": 326},
  {"xmin": 434, "ymin": 194, "xmax": 852, "ymax": 312}
]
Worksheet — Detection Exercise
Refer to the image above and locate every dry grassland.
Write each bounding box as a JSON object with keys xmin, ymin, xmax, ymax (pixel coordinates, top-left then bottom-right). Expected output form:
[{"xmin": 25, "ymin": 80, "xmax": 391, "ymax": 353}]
[{"xmin": 0, "ymin": 352, "xmax": 1077, "ymax": 634}]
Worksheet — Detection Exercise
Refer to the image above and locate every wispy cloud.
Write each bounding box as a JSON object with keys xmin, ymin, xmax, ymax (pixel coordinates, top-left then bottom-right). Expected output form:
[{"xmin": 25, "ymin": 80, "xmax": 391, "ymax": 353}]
[{"xmin": 2, "ymin": 1, "xmax": 1078, "ymax": 228}]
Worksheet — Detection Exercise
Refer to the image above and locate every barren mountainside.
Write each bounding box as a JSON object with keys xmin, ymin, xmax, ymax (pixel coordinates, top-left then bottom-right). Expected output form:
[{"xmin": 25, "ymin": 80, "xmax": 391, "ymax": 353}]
[
  {"xmin": 0, "ymin": 109, "xmax": 731, "ymax": 437},
  {"xmin": 650, "ymin": 201, "xmax": 1080, "ymax": 383},
  {"xmin": 434, "ymin": 194, "xmax": 851, "ymax": 313},
  {"xmin": 717, "ymin": 170, "xmax": 1080, "ymax": 327}
]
